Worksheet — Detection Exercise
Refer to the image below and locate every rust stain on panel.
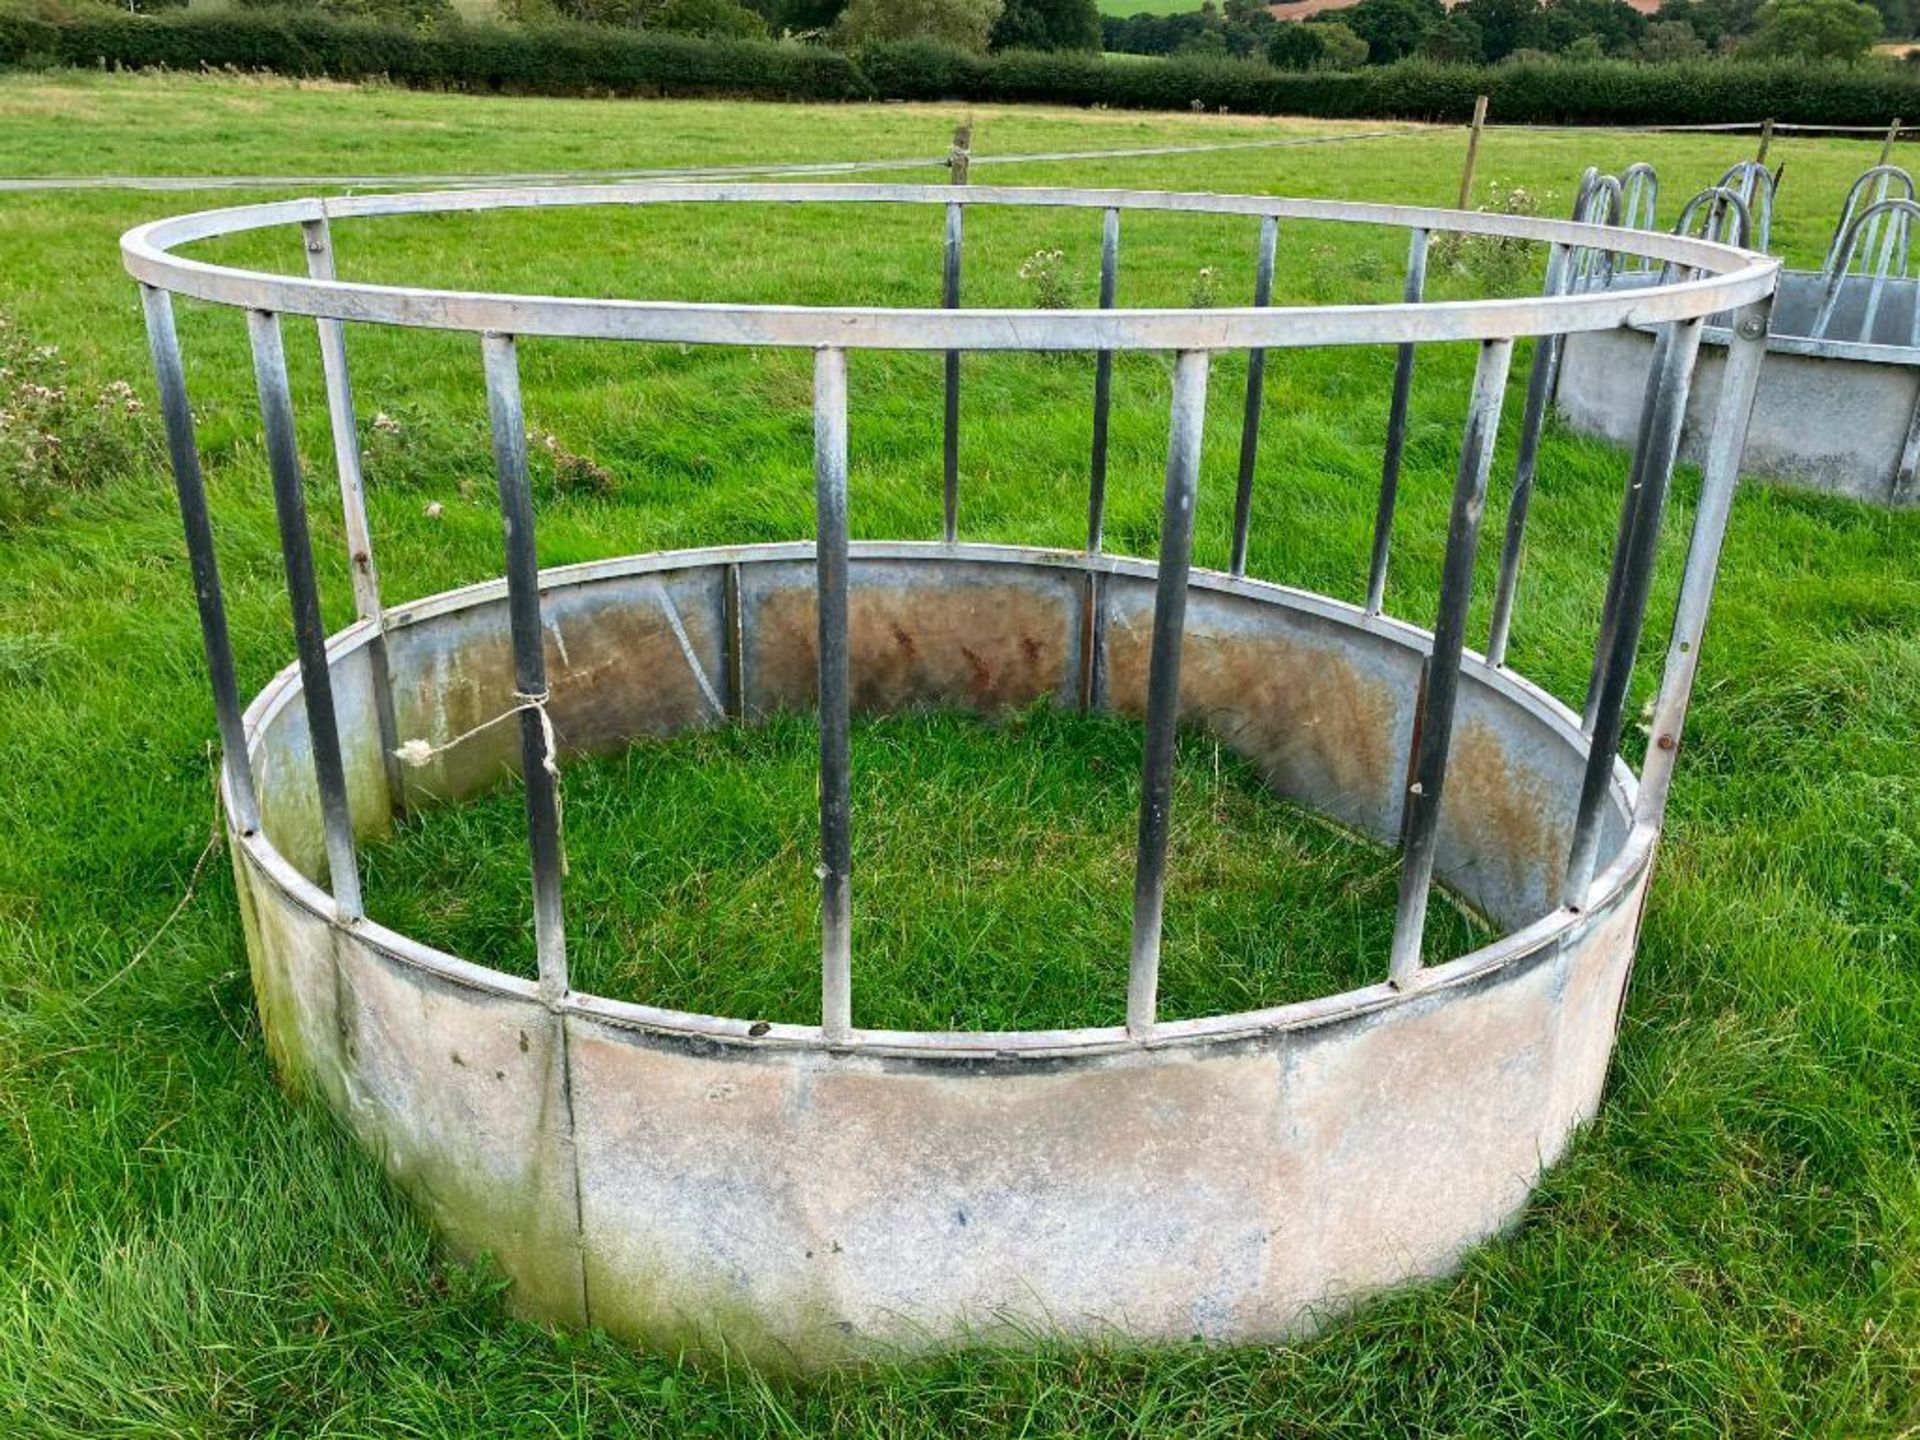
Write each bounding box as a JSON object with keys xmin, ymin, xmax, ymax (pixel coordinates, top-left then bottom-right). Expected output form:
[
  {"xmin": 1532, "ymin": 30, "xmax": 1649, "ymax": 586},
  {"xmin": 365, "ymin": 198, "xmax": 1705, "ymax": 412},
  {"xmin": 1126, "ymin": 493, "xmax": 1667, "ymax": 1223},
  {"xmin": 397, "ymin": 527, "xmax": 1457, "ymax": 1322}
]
[
  {"xmin": 751, "ymin": 582, "xmax": 1071, "ymax": 716},
  {"xmin": 1435, "ymin": 716, "xmax": 1569, "ymax": 917},
  {"xmin": 1104, "ymin": 611, "xmax": 1400, "ymax": 823},
  {"xmin": 384, "ymin": 575, "xmax": 723, "ymax": 809},
  {"xmin": 544, "ymin": 589, "xmax": 720, "ymax": 753}
]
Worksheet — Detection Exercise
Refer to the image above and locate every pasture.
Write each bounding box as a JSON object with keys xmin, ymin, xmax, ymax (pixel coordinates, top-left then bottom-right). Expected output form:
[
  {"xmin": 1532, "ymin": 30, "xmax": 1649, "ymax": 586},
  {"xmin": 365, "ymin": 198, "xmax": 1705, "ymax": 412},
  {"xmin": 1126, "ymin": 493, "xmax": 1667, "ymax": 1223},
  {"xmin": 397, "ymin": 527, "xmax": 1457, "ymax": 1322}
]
[{"xmin": 0, "ymin": 72, "xmax": 1916, "ymax": 1435}]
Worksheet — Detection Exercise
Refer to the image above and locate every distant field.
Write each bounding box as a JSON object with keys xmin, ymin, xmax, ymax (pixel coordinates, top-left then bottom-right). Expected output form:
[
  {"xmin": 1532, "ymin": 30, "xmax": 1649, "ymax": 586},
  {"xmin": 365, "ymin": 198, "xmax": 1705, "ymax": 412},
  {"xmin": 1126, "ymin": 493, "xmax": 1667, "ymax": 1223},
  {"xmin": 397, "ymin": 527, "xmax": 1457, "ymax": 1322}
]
[{"xmin": 1099, "ymin": 0, "xmax": 1208, "ymax": 16}]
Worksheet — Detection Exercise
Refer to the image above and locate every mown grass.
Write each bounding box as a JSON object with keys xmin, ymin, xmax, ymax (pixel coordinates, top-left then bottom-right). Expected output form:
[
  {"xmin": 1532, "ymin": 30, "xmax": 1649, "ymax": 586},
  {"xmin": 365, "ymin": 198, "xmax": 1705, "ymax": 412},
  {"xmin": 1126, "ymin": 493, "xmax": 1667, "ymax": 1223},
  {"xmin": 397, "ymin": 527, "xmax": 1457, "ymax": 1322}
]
[{"xmin": 0, "ymin": 71, "xmax": 1917, "ymax": 1435}]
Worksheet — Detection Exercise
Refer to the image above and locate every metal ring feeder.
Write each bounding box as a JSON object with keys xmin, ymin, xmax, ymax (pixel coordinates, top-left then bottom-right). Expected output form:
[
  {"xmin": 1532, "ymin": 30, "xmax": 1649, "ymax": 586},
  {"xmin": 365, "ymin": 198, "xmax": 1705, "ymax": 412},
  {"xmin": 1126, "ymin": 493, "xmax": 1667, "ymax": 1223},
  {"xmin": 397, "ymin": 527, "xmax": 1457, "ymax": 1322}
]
[
  {"xmin": 1558, "ymin": 162, "xmax": 1920, "ymax": 507},
  {"xmin": 125, "ymin": 185, "xmax": 1777, "ymax": 1368}
]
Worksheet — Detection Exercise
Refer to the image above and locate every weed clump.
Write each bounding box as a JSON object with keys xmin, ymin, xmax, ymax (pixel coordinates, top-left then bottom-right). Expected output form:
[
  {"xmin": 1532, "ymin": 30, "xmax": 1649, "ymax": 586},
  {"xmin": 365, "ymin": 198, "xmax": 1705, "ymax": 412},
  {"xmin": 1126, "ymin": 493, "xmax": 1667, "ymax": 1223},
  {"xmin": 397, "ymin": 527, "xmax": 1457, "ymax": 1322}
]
[
  {"xmin": 0, "ymin": 314, "xmax": 151, "ymax": 531},
  {"xmin": 1433, "ymin": 183, "xmax": 1544, "ymax": 293},
  {"xmin": 1016, "ymin": 248, "xmax": 1076, "ymax": 310}
]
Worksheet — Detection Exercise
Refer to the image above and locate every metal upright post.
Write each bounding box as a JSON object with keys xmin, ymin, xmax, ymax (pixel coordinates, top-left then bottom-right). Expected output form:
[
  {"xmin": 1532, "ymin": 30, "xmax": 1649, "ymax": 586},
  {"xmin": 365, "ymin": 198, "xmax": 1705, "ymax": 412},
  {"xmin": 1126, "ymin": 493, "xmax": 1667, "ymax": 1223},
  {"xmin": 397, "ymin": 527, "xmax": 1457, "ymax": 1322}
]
[
  {"xmin": 142, "ymin": 286, "xmax": 262, "ymax": 837},
  {"xmin": 1088, "ymin": 206, "xmax": 1120, "ymax": 555},
  {"xmin": 1230, "ymin": 215, "xmax": 1279, "ymax": 578},
  {"xmin": 1636, "ymin": 303, "xmax": 1771, "ymax": 831},
  {"xmin": 248, "ymin": 308, "xmax": 362, "ymax": 923},
  {"xmin": 302, "ymin": 211, "xmax": 405, "ymax": 811},
  {"xmin": 1127, "ymin": 349, "xmax": 1210, "ymax": 1039},
  {"xmin": 1563, "ymin": 318, "xmax": 1706, "ymax": 910},
  {"xmin": 1366, "ymin": 227, "xmax": 1430, "ymax": 616},
  {"xmin": 481, "ymin": 333, "xmax": 569, "ymax": 1003},
  {"xmin": 1082, "ymin": 207, "xmax": 1122, "ymax": 716},
  {"xmin": 1583, "ymin": 323, "xmax": 1676, "ymax": 735},
  {"xmin": 1386, "ymin": 338, "xmax": 1513, "ymax": 988},
  {"xmin": 1487, "ymin": 242, "xmax": 1571, "ymax": 669},
  {"xmin": 815, "ymin": 347, "xmax": 854, "ymax": 1042},
  {"xmin": 942, "ymin": 201, "xmax": 963, "ymax": 544}
]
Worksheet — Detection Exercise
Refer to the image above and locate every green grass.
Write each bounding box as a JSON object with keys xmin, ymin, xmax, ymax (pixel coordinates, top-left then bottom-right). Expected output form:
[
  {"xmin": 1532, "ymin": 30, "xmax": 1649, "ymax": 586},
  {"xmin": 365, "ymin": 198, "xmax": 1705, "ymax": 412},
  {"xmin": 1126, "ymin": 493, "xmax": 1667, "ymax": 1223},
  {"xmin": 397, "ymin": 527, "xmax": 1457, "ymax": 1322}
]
[
  {"xmin": 363, "ymin": 707, "xmax": 1488, "ymax": 1028},
  {"xmin": 1, "ymin": 70, "xmax": 1918, "ymax": 1434},
  {"xmin": 1098, "ymin": 0, "xmax": 1207, "ymax": 18}
]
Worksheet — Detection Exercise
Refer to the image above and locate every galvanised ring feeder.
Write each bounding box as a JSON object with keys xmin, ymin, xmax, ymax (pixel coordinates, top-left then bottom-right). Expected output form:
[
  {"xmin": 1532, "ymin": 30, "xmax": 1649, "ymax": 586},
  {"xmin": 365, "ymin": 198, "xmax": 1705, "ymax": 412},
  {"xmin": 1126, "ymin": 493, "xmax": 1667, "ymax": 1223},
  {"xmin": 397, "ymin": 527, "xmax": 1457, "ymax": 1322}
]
[
  {"xmin": 1558, "ymin": 160, "xmax": 1920, "ymax": 507},
  {"xmin": 125, "ymin": 184, "xmax": 1778, "ymax": 1368}
]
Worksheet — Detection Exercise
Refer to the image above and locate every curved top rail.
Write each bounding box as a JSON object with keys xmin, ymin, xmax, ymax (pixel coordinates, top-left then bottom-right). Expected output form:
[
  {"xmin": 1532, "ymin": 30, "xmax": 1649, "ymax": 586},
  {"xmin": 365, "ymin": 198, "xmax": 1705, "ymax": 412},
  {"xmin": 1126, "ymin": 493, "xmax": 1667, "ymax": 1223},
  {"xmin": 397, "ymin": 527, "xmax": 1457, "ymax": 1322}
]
[
  {"xmin": 1716, "ymin": 160, "xmax": 1775, "ymax": 253},
  {"xmin": 1672, "ymin": 185, "xmax": 1755, "ymax": 251},
  {"xmin": 1824, "ymin": 163, "xmax": 1916, "ymax": 273},
  {"xmin": 1620, "ymin": 162, "xmax": 1659, "ymax": 232},
  {"xmin": 1813, "ymin": 195, "xmax": 1920, "ymax": 345},
  {"xmin": 1568, "ymin": 171, "xmax": 1627, "ymax": 293},
  {"xmin": 123, "ymin": 183, "xmax": 1777, "ymax": 353}
]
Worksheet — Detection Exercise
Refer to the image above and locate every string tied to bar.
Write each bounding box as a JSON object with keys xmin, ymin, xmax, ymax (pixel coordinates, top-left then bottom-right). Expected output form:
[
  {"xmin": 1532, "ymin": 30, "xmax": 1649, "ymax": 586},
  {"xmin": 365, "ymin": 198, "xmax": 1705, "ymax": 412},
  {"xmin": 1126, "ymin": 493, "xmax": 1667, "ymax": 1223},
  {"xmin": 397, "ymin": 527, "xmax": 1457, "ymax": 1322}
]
[{"xmin": 394, "ymin": 689, "xmax": 567, "ymax": 874}]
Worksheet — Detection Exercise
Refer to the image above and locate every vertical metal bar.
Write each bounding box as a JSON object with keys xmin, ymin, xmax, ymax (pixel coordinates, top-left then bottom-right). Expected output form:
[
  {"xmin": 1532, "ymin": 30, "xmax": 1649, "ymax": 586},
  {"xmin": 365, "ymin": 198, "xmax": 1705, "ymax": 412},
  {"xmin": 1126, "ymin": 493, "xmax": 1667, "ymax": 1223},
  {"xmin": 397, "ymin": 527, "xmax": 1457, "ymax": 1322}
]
[
  {"xmin": 1486, "ymin": 242, "xmax": 1570, "ymax": 668},
  {"xmin": 142, "ymin": 286, "xmax": 262, "ymax": 838},
  {"xmin": 1583, "ymin": 322, "xmax": 1676, "ymax": 734},
  {"xmin": 1635, "ymin": 302, "xmax": 1770, "ymax": 831},
  {"xmin": 1087, "ymin": 206, "xmax": 1120, "ymax": 554},
  {"xmin": 723, "ymin": 562, "xmax": 745, "ymax": 722},
  {"xmin": 248, "ymin": 308, "xmax": 362, "ymax": 922},
  {"xmin": 1892, "ymin": 387, "xmax": 1920, "ymax": 508},
  {"xmin": 1079, "ymin": 572, "xmax": 1104, "ymax": 713},
  {"xmin": 481, "ymin": 333, "xmax": 568, "ymax": 1001},
  {"xmin": 1083, "ymin": 211, "xmax": 1117, "ymax": 711},
  {"xmin": 1365, "ymin": 227, "xmax": 1429, "ymax": 616},
  {"xmin": 302, "ymin": 213, "xmax": 405, "ymax": 812},
  {"xmin": 942, "ymin": 202, "xmax": 962, "ymax": 545},
  {"xmin": 1563, "ymin": 318, "xmax": 1705, "ymax": 910},
  {"xmin": 301, "ymin": 217, "xmax": 380, "ymax": 623},
  {"xmin": 1862, "ymin": 200, "xmax": 1896, "ymax": 342},
  {"xmin": 1548, "ymin": 173, "xmax": 1599, "ymax": 406},
  {"xmin": 1128, "ymin": 349, "xmax": 1210, "ymax": 1040},
  {"xmin": 814, "ymin": 346, "xmax": 853, "ymax": 1042},
  {"xmin": 1230, "ymin": 215, "xmax": 1279, "ymax": 578},
  {"xmin": 1386, "ymin": 338, "xmax": 1513, "ymax": 988}
]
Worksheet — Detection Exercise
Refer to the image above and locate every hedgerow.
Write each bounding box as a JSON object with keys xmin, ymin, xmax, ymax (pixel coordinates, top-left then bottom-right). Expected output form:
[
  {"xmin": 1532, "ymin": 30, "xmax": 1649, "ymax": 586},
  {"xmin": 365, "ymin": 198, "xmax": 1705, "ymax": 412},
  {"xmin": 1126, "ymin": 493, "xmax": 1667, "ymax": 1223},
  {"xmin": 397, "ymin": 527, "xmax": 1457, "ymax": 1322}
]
[
  {"xmin": 0, "ymin": 9, "xmax": 1914, "ymax": 124},
  {"xmin": 0, "ymin": 11, "xmax": 864, "ymax": 99}
]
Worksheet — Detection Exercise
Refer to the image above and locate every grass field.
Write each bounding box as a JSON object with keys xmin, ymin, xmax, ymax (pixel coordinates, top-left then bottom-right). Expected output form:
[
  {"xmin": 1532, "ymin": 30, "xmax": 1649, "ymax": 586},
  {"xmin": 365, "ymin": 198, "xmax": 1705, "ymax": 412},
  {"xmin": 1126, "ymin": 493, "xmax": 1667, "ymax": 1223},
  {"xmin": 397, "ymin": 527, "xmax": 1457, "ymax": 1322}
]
[
  {"xmin": 1098, "ymin": 0, "xmax": 1208, "ymax": 18},
  {"xmin": 1, "ymin": 72, "xmax": 1918, "ymax": 1435}
]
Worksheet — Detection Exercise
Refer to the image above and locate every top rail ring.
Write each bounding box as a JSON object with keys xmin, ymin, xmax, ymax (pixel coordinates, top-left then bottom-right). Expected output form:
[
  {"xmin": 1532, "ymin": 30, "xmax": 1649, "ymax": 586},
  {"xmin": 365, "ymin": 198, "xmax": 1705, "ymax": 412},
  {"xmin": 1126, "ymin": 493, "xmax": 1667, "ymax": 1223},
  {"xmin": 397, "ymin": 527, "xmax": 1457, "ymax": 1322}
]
[{"xmin": 122, "ymin": 183, "xmax": 1779, "ymax": 352}]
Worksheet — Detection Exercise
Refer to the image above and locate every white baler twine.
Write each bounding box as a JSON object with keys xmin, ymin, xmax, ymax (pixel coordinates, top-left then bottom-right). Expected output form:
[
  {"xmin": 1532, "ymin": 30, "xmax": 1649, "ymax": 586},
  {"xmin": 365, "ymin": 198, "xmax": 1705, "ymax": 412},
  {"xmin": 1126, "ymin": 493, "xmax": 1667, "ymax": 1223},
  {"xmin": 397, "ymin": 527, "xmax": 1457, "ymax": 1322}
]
[{"xmin": 394, "ymin": 689, "xmax": 567, "ymax": 874}]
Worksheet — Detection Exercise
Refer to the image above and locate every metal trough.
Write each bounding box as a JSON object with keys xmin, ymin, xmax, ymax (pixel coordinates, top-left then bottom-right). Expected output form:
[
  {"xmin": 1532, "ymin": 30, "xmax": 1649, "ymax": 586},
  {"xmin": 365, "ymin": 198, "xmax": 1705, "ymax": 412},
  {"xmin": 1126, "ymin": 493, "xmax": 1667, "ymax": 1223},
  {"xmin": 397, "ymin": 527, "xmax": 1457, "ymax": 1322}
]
[
  {"xmin": 1558, "ymin": 162, "xmax": 1920, "ymax": 507},
  {"xmin": 124, "ymin": 184, "xmax": 1777, "ymax": 1367}
]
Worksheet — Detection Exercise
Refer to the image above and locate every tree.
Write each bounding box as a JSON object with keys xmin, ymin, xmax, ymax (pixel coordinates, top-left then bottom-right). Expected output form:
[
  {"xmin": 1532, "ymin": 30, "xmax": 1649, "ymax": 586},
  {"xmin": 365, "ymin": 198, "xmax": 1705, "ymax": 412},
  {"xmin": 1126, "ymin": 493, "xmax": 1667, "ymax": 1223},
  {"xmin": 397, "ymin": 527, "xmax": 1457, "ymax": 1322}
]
[
  {"xmin": 1342, "ymin": 0, "xmax": 1444, "ymax": 60},
  {"xmin": 1311, "ymin": 18, "xmax": 1371, "ymax": 63},
  {"xmin": 1745, "ymin": 0, "xmax": 1881, "ymax": 55},
  {"xmin": 990, "ymin": 0, "xmax": 1100, "ymax": 50},
  {"xmin": 837, "ymin": 0, "xmax": 1003, "ymax": 48},
  {"xmin": 1868, "ymin": 0, "xmax": 1913, "ymax": 38},
  {"xmin": 1541, "ymin": 0, "xmax": 1647, "ymax": 53},
  {"xmin": 1218, "ymin": 0, "xmax": 1278, "ymax": 52},
  {"xmin": 775, "ymin": 0, "xmax": 849, "ymax": 32},
  {"xmin": 1639, "ymin": 15, "xmax": 1710, "ymax": 52},
  {"xmin": 1418, "ymin": 13, "xmax": 1484, "ymax": 57},
  {"xmin": 1454, "ymin": 0, "xmax": 1545, "ymax": 59},
  {"xmin": 1267, "ymin": 18, "xmax": 1326, "ymax": 65},
  {"xmin": 653, "ymin": 0, "xmax": 768, "ymax": 33},
  {"xmin": 1655, "ymin": 0, "xmax": 1764, "ymax": 46}
]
